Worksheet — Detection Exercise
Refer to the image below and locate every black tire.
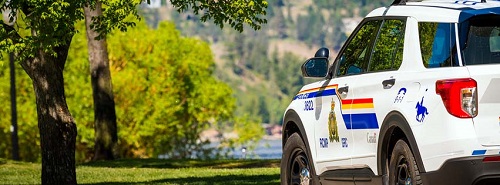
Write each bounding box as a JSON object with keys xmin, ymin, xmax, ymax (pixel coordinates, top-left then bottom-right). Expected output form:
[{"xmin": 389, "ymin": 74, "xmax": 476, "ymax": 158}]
[
  {"xmin": 389, "ymin": 139, "xmax": 422, "ymax": 185},
  {"xmin": 281, "ymin": 133, "xmax": 312, "ymax": 185}
]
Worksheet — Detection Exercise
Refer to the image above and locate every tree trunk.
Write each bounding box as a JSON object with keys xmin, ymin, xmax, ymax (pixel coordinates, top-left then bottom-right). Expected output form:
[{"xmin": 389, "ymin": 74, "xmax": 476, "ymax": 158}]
[
  {"xmin": 84, "ymin": 1, "xmax": 118, "ymax": 161},
  {"xmin": 10, "ymin": 52, "xmax": 20, "ymax": 161},
  {"xmin": 20, "ymin": 43, "xmax": 77, "ymax": 185}
]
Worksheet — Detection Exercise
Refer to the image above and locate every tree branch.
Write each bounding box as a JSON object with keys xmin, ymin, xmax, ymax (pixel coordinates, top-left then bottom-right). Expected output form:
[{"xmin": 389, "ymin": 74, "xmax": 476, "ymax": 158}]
[{"xmin": 0, "ymin": 21, "xmax": 22, "ymax": 46}]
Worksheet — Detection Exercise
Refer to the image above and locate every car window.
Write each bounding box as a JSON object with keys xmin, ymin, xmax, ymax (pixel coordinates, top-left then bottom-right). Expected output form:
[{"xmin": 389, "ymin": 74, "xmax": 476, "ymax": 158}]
[
  {"xmin": 369, "ymin": 19, "xmax": 405, "ymax": 71},
  {"xmin": 491, "ymin": 28, "xmax": 500, "ymax": 52},
  {"xmin": 419, "ymin": 22, "xmax": 459, "ymax": 68},
  {"xmin": 461, "ymin": 15, "xmax": 500, "ymax": 65},
  {"xmin": 336, "ymin": 20, "xmax": 382, "ymax": 76}
]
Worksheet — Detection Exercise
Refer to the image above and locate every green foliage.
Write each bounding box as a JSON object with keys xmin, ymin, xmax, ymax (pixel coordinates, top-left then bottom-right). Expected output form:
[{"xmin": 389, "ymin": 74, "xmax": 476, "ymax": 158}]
[
  {"xmin": 0, "ymin": 57, "xmax": 40, "ymax": 162},
  {"xmin": 369, "ymin": 19, "xmax": 405, "ymax": 71},
  {"xmin": 88, "ymin": 0, "xmax": 143, "ymax": 39},
  {"xmin": 104, "ymin": 20, "xmax": 239, "ymax": 159},
  {"xmin": 0, "ymin": 0, "xmax": 142, "ymax": 60},
  {"xmin": 170, "ymin": 0, "xmax": 268, "ymax": 32},
  {"xmin": 1, "ymin": 19, "xmax": 263, "ymax": 161},
  {"xmin": 418, "ymin": 22, "xmax": 438, "ymax": 67},
  {"xmin": 165, "ymin": 0, "xmax": 396, "ymax": 125}
]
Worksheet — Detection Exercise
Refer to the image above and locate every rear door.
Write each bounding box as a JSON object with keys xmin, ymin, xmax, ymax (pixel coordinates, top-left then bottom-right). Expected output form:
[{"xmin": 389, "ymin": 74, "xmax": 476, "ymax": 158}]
[{"xmin": 461, "ymin": 15, "xmax": 500, "ymax": 146}]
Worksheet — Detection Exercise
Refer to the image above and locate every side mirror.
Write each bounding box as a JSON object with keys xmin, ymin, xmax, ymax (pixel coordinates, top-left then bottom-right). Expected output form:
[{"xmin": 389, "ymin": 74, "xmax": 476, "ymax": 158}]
[{"xmin": 301, "ymin": 57, "xmax": 329, "ymax": 78}]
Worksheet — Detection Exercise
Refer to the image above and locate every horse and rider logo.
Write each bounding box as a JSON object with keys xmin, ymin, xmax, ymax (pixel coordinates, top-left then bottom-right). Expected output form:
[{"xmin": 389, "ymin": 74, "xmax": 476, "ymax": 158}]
[
  {"xmin": 328, "ymin": 99, "xmax": 340, "ymax": 142},
  {"xmin": 416, "ymin": 95, "xmax": 429, "ymax": 123}
]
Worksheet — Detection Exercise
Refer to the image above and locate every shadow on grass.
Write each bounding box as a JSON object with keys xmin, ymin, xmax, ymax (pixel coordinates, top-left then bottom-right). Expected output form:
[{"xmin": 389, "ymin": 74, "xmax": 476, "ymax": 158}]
[
  {"xmin": 82, "ymin": 174, "xmax": 280, "ymax": 185},
  {"xmin": 80, "ymin": 158, "xmax": 281, "ymax": 169}
]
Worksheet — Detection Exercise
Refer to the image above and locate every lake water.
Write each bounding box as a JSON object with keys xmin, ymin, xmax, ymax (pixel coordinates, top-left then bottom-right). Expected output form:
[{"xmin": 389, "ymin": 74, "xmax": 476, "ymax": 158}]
[
  {"xmin": 158, "ymin": 138, "xmax": 283, "ymax": 159},
  {"xmin": 234, "ymin": 139, "xmax": 282, "ymax": 159}
]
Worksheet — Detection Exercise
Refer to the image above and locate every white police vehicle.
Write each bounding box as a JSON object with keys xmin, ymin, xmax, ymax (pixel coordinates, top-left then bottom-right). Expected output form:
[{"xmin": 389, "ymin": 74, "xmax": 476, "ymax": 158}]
[{"xmin": 280, "ymin": 0, "xmax": 500, "ymax": 184}]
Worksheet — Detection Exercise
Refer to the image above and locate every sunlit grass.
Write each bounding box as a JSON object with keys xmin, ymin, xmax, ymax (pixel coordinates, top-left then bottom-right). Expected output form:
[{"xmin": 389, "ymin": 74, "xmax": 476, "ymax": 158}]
[{"xmin": 0, "ymin": 158, "xmax": 281, "ymax": 185}]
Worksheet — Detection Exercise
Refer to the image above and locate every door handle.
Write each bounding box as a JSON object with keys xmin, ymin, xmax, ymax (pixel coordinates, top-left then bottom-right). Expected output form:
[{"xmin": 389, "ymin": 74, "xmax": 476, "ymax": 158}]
[
  {"xmin": 338, "ymin": 86, "xmax": 349, "ymax": 95},
  {"xmin": 382, "ymin": 79, "xmax": 396, "ymax": 89}
]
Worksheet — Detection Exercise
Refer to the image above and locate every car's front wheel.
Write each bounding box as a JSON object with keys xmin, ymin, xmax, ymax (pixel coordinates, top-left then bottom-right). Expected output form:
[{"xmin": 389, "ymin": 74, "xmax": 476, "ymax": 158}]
[
  {"xmin": 389, "ymin": 139, "xmax": 422, "ymax": 185},
  {"xmin": 281, "ymin": 133, "xmax": 312, "ymax": 185}
]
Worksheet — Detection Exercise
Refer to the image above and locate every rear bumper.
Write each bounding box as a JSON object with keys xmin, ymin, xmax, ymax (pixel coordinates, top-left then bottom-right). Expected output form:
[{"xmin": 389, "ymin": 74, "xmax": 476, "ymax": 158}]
[{"xmin": 421, "ymin": 155, "xmax": 500, "ymax": 185}]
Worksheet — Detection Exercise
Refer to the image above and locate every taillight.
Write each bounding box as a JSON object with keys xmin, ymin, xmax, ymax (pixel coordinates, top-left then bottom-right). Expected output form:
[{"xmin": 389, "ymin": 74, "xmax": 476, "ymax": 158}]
[
  {"xmin": 436, "ymin": 78, "xmax": 478, "ymax": 118},
  {"xmin": 483, "ymin": 156, "xmax": 500, "ymax": 163}
]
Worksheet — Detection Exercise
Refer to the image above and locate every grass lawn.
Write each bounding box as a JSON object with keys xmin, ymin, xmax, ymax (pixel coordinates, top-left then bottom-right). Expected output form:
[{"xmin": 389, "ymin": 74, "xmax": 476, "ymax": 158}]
[{"xmin": 0, "ymin": 158, "xmax": 281, "ymax": 184}]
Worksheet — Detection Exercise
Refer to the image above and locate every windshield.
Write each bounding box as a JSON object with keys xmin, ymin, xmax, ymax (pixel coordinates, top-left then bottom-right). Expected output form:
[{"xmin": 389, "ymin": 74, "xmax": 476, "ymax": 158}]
[{"xmin": 461, "ymin": 15, "xmax": 500, "ymax": 65}]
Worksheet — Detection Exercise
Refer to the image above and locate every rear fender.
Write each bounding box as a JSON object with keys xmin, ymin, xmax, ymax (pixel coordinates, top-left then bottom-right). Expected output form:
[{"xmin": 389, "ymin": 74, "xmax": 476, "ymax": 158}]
[{"xmin": 377, "ymin": 111, "xmax": 426, "ymax": 175}]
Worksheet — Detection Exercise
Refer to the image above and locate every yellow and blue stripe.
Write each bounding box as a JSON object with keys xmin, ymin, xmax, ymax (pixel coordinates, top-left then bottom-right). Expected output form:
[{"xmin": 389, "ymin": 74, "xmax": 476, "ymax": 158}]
[
  {"xmin": 293, "ymin": 85, "xmax": 379, "ymax": 129},
  {"xmin": 341, "ymin": 98, "xmax": 379, "ymax": 129},
  {"xmin": 293, "ymin": 85, "xmax": 338, "ymax": 100}
]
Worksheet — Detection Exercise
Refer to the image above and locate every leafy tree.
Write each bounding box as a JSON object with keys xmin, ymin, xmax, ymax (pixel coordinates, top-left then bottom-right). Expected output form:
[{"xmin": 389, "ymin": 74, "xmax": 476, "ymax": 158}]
[
  {"xmin": 1, "ymin": 0, "xmax": 266, "ymax": 184},
  {"xmin": 170, "ymin": 0, "xmax": 267, "ymax": 32},
  {"xmin": 103, "ymin": 21, "xmax": 237, "ymax": 158}
]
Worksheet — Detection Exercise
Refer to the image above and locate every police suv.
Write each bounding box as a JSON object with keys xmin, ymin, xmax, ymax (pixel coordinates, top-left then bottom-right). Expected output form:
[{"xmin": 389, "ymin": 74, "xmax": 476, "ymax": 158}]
[{"xmin": 280, "ymin": 0, "xmax": 500, "ymax": 184}]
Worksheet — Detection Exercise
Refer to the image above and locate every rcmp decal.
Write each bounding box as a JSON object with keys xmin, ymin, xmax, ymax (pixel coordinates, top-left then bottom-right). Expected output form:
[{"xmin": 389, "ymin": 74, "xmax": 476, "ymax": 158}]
[
  {"xmin": 328, "ymin": 99, "xmax": 340, "ymax": 142},
  {"xmin": 341, "ymin": 138, "xmax": 348, "ymax": 148},
  {"xmin": 294, "ymin": 85, "xmax": 379, "ymax": 130},
  {"xmin": 319, "ymin": 138, "xmax": 329, "ymax": 148}
]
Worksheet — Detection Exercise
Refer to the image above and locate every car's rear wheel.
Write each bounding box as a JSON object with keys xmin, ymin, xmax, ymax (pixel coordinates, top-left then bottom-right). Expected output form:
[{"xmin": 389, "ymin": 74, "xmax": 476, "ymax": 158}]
[
  {"xmin": 281, "ymin": 133, "xmax": 312, "ymax": 185},
  {"xmin": 389, "ymin": 139, "xmax": 422, "ymax": 185}
]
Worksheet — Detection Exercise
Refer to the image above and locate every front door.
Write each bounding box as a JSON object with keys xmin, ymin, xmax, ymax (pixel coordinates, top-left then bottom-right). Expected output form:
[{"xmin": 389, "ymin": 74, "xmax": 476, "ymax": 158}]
[
  {"xmin": 314, "ymin": 19, "xmax": 384, "ymax": 175},
  {"xmin": 313, "ymin": 77, "xmax": 356, "ymax": 174}
]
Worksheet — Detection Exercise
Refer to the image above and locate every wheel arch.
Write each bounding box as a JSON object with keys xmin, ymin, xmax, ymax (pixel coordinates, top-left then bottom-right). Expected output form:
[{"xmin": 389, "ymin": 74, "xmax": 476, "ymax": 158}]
[
  {"xmin": 282, "ymin": 109, "xmax": 319, "ymax": 184},
  {"xmin": 377, "ymin": 111, "xmax": 426, "ymax": 176}
]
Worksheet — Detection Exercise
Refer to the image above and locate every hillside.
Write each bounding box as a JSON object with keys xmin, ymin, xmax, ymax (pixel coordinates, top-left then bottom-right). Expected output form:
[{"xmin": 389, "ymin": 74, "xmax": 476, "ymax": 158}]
[{"xmin": 140, "ymin": 0, "xmax": 393, "ymax": 125}]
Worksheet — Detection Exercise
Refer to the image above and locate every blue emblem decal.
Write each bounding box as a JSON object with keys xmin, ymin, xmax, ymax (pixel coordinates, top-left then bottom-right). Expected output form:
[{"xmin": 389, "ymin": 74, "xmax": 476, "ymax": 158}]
[
  {"xmin": 416, "ymin": 90, "xmax": 429, "ymax": 123},
  {"xmin": 341, "ymin": 138, "xmax": 348, "ymax": 148},
  {"xmin": 394, "ymin": 88, "xmax": 407, "ymax": 103}
]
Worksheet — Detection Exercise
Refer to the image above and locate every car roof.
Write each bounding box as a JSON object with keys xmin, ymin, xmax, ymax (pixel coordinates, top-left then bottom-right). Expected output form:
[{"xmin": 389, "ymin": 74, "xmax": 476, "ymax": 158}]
[{"xmin": 366, "ymin": 0, "xmax": 500, "ymax": 23}]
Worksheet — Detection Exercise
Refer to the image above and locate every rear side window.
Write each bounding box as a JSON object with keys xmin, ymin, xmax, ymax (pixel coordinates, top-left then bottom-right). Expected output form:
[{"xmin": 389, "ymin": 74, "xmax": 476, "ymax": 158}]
[
  {"xmin": 419, "ymin": 22, "xmax": 459, "ymax": 68},
  {"xmin": 461, "ymin": 15, "xmax": 500, "ymax": 65},
  {"xmin": 491, "ymin": 28, "xmax": 500, "ymax": 52}
]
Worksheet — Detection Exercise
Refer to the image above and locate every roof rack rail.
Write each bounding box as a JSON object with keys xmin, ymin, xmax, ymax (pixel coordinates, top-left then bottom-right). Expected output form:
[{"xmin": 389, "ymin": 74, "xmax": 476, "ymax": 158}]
[
  {"xmin": 392, "ymin": 0, "xmax": 487, "ymax": 5},
  {"xmin": 391, "ymin": 0, "xmax": 424, "ymax": 6}
]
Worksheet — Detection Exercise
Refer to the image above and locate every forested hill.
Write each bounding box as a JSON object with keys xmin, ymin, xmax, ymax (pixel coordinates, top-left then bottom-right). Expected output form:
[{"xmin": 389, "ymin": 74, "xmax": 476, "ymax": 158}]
[{"xmin": 141, "ymin": 0, "xmax": 393, "ymax": 125}]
